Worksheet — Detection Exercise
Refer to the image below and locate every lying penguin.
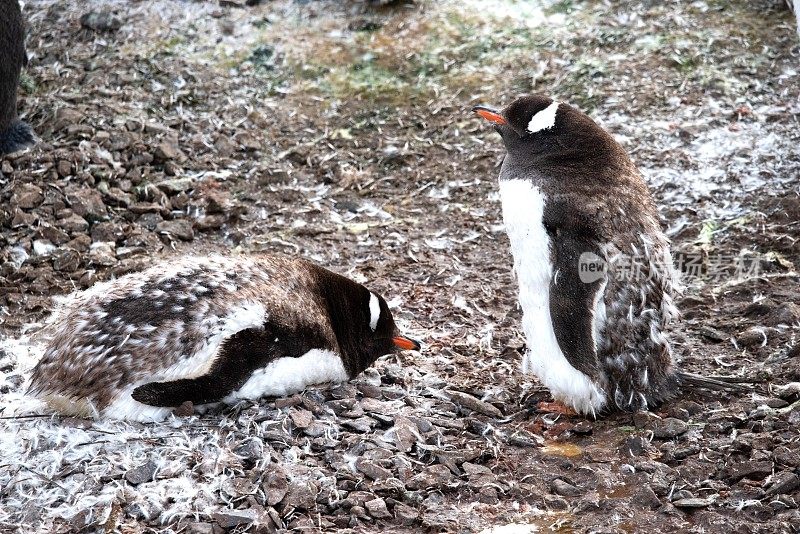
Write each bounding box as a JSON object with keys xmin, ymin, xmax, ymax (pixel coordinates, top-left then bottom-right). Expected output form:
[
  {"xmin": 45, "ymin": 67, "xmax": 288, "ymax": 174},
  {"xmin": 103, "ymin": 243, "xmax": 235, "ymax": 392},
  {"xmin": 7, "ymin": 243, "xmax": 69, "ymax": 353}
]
[
  {"xmin": 28, "ymin": 254, "xmax": 420, "ymax": 421},
  {"xmin": 473, "ymin": 95, "xmax": 745, "ymax": 416},
  {"xmin": 0, "ymin": 0, "xmax": 35, "ymax": 155}
]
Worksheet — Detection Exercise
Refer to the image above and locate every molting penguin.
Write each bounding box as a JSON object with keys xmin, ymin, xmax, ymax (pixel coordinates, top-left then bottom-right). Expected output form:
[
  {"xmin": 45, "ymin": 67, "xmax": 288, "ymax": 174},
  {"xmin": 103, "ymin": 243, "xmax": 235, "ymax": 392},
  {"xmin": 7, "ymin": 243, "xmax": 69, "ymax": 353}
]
[
  {"xmin": 473, "ymin": 95, "xmax": 742, "ymax": 416},
  {"xmin": 0, "ymin": 0, "xmax": 35, "ymax": 155},
  {"xmin": 28, "ymin": 254, "xmax": 420, "ymax": 421}
]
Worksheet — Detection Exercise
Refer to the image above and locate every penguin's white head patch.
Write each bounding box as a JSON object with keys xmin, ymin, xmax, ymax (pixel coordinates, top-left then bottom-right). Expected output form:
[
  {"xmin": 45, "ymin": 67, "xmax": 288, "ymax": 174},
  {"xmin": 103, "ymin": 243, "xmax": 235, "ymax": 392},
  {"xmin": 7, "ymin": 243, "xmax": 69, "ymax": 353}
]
[
  {"xmin": 526, "ymin": 101, "xmax": 559, "ymax": 133},
  {"xmin": 368, "ymin": 292, "xmax": 380, "ymax": 332}
]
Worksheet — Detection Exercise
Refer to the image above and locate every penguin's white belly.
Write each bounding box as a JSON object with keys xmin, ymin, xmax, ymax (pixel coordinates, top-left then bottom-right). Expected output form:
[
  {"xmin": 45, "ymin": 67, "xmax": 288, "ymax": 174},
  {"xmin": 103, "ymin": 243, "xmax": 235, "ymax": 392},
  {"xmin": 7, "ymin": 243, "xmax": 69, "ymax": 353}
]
[
  {"xmin": 499, "ymin": 179, "xmax": 606, "ymax": 415},
  {"xmin": 223, "ymin": 349, "xmax": 349, "ymax": 403}
]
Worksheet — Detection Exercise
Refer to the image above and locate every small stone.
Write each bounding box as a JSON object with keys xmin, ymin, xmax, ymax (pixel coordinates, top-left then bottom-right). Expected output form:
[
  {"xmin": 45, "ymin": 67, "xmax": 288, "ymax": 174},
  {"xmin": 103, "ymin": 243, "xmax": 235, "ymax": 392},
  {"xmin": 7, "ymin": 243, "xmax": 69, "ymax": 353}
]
[
  {"xmin": 357, "ymin": 382, "xmax": 382, "ymax": 399},
  {"xmin": 36, "ymin": 224, "xmax": 70, "ymax": 245},
  {"xmin": 303, "ymin": 421, "xmax": 328, "ymax": 439},
  {"xmin": 57, "ymin": 160, "xmax": 72, "ymax": 177},
  {"xmin": 288, "ymin": 407, "xmax": 312, "ymax": 429},
  {"xmin": 116, "ymin": 246, "xmax": 146, "ymax": 260},
  {"xmin": 364, "ymin": 498, "xmax": 391, "ymax": 519},
  {"xmin": 670, "ymin": 489, "xmax": 694, "ymax": 501},
  {"xmin": 212, "ymin": 509, "xmax": 256, "ymax": 529},
  {"xmin": 651, "ymin": 418, "xmax": 688, "ymax": 439},
  {"xmin": 764, "ymin": 398, "xmax": 789, "ymax": 409},
  {"xmin": 406, "ymin": 464, "xmax": 454, "ymax": 490},
  {"xmin": 80, "ymin": 11, "xmax": 123, "ymax": 31},
  {"xmin": 67, "ymin": 189, "xmax": 107, "ymax": 221},
  {"xmin": 58, "ymin": 213, "xmax": 89, "ymax": 233},
  {"xmin": 153, "ymin": 141, "xmax": 183, "ymax": 162},
  {"xmin": 89, "ymin": 242, "xmax": 117, "ymax": 267},
  {"xmin": 774, "ymin": 446, "xmax": 800, "ymax": 467},
  {"xmin": 462, "ymin": 462, "xmax": 493, "ymax": 478},
  {"xmin": 263, "ymin": 469, "xmax": 288, "ymax": 506},
  {"xmin": 699, "ymin": 325, "xmax": 728, "ymax": 342},
  {"xmin": 389, "ymin": 416, "xmax": 420, "ymax": 452},
  {"xmin": 104, "ymin": 187, "xmax": 133, "ymax": 207},
  {"xmin": 124, "ymin": 460, "xmax": 157, "ymax": 485},
  {"xmin": 186, "ymin": 522, "xmax": 214, "ymax": 534},
  {"xmin": 52, "ymin": 249, "xmax": 81, "ymax": 272},
  {"xmin": 766, "ymin": 471, "xmax": 800, "ymax": 495},
  {"xmin": 393, "ymin": 503, "xmax": 418, "ymax": 525},
  {"xmin": 274, "ymin": 395, "xmax": 302, "ymax": 409},
  {"xmin": 174, "ymin": 401, "xmax": 194, "ymax": 416},
  {"xmin": 572, "ymin": 420, "xmax": 593, "ymax": 435},
  {"xmin": 551, "ymin": 478, "xmax": 582, "ymax": 497},
  {"xmin": 737, "ymin": 327, "xmax": 768, "ymax": 348},
  {"xmin": 632, "ymin": 411, "xmax": 661, "ymax": 429},
  {"xmin": 157, "ymin": 177, "xmax": 195, "ymax": 195},
  {"xmin": 773, "ymin": 383, "xmax": 800, "ymax": 402},
  {"xmin": 156, "ymin": 219, "xmax": 194, "ymax": 241},
  {"xmin": 672, "ymin": 497, "xmax": 714, "ymax": 508},
  {"xmin": 91, "ymin": 221, "xmax": 125, "ymax": 243},
  {"xmin": 447, "ymin": 390, "xmax": 503, "ymax": 418},
  {"xmin": 478, "ymin": 486, "xmax": 499, "ymax": 504},
  {"xmin": 357, "ymin": 459, "xmax": 392, "ymax": 480},
  {"xmin": 194, "ymin": 214, "xmax": 226, "ymax": 231},
  {"xmin": 722, "ymin": 461, "xmax": 774, "ymax": 482},
  {"xmin": 633, "ymin": 485, "xmax": 661, "ymax": 510},
  {"xmin": 769, "ymin": 303, "xmax": 800, "ymax": 326},
  {"xmin": 235, "ymin": 132, "xmax": 261, "ymax": 152},
  {"xmin": 215, "ymin": 136, "xmax": 235, "ymax": 157},
  {"xmin": 12, "ymin": 183, "xmax": 44, "ymax": 209},
  {"xmin": 283, "ymin": 479, "xmax": 317, "ymax": 511},
  {"xmin": 621, "ymin": 436, "xmax": 649, "ymax": 457},
  {"xmin": 341, "ymin": 416, "xmax": 376, "ymax": 433},
  {"xmin": 508, "ymin": 429, "xmax": 543, "ymax": 448},
  {"xmin": 11, "ymin": 209, "xmax": 36, "ymax": 228},
  {"xmin": 129, "ymin": 202, "xmax": 166, "ymax": 215}
]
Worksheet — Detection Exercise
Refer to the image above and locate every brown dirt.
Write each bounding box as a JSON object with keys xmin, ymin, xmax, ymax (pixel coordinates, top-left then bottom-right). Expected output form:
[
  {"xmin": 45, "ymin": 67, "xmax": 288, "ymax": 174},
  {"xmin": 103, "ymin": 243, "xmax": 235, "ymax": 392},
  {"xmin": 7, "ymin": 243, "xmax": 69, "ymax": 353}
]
[{"xmin": 1, "ymin": 0, "xmax": 799, "ymax": 533}]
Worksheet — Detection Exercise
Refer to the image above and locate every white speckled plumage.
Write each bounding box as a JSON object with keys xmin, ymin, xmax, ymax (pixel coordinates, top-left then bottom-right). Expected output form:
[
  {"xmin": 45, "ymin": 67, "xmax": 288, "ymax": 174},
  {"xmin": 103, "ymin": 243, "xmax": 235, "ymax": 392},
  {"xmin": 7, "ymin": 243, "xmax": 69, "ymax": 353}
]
[{"xmin": 27, "ymin": 254, "xmax": 405, "ymax": 421}]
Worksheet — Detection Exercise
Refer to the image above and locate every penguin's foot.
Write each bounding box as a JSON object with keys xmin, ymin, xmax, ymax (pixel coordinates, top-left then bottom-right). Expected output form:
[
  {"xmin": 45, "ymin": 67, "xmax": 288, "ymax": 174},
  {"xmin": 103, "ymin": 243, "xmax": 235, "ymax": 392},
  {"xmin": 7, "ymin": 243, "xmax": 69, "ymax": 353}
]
[{"xmin": 537, "ymin": 400, "xmax": 576, "ymax": 416}]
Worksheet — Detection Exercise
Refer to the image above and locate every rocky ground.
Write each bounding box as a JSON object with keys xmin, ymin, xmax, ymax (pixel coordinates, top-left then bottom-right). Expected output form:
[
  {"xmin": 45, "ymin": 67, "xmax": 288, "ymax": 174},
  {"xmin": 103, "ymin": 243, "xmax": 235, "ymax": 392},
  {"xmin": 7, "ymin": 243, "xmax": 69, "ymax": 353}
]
[{"xmin": 0, "ymin": 0, "xmax": 799, "ymax": 532}]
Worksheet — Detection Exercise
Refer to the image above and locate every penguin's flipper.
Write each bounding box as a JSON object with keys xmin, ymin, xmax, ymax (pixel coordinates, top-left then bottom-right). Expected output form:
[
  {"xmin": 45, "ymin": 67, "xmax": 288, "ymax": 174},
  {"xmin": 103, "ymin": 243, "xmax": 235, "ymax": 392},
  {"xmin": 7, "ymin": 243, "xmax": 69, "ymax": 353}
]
[
  {"xmin": 132, "ymin": 326, "xmax": 278, "ymax": 407},
  {"xmin": 544, "ymin": 198, "xmax": 606, "ymax": 380},
  {"xmin": 547, "ymin": 232, "xmax": 606, "ymax": 379}
]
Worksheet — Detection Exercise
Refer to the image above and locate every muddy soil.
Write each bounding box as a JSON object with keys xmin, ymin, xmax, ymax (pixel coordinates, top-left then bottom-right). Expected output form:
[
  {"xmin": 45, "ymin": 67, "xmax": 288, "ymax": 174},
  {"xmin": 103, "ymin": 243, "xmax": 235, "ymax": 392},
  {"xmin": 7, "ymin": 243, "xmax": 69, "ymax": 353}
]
[{"xmin": 0, "ymin": 0, "xmax": 799, "ymax": 533}]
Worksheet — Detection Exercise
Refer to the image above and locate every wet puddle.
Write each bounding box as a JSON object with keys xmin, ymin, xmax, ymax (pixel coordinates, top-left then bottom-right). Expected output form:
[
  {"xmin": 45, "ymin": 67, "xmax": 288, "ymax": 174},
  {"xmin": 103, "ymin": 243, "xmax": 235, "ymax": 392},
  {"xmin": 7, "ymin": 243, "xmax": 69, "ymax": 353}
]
[{"xmin": 541, "ymin": 441, "xmax": 583, "ymax": 458}]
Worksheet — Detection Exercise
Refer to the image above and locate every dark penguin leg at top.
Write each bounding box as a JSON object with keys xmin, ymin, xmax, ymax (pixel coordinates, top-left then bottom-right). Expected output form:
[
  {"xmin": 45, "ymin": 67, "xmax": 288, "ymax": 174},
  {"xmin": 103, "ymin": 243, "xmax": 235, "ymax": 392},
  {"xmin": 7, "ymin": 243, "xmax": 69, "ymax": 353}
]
[
  {"xmin": 132, "ymin": 321, "xmax": 327, "ymax": 407},
  {"xmin": 0, "ymin": 0, "xmax": 34, "ymax": 155}
]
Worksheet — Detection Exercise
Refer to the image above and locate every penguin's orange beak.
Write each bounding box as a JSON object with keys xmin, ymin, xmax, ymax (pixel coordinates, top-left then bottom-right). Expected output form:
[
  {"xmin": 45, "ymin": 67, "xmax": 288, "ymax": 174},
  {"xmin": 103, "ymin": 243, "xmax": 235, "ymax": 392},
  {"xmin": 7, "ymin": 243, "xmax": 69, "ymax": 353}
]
[
  {"xmin": 393, "ymin": 336, "xmax": 421, "ymax": 351},
  {"xmin": 472, "ymin": 105, "xmax": 506, "ymax": 125}
]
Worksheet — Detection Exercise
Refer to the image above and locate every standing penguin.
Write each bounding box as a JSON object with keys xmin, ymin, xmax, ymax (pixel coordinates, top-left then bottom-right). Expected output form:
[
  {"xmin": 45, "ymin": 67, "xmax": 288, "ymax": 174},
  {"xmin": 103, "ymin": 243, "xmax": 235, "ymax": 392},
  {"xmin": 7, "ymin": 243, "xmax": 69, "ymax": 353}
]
[
  {"xmin": 28, "ymin": 254, "xmax": 420, "ymax": 421},
  {"xmin": 473, "ymin": 95, "xmax": 739, "ymax": 415},
  {"xmin": 0, "ymin": 0, "xmax": 34, "ymax": 155}
]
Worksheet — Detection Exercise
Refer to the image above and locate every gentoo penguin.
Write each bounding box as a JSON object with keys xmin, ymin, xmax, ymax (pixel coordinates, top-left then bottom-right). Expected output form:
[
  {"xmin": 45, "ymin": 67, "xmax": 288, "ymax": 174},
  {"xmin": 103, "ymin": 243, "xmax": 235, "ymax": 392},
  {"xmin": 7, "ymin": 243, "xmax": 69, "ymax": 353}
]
[
  {"xmin": 0, "ymin": 0, "xmax": 34, "ymax": 155},
  {"xmin": 27, "ymin": 254, "xmax": 420, "ymax": 421},
  {"xmin": 473, "ymin": 95, "xmax": 740, "ymax": 415}
]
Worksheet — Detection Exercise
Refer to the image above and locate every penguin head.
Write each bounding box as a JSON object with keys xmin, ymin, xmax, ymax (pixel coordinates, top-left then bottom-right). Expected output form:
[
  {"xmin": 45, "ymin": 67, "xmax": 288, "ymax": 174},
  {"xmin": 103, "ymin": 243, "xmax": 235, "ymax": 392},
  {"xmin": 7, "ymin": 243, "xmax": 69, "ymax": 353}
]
[
  {"xmin": 313, "ymin": 264, "xmax": 420, "ymax": 375},
  {"xmin": 473, "ymin": 94, "xmax": 633, "ymax": 176},
  {"xmin": 472, "ymin": 94, "xmax": 602, "ymax": 156},
  {"xmin": 363, "ymin": 289, "xmax": 421, "ymax": 356}
]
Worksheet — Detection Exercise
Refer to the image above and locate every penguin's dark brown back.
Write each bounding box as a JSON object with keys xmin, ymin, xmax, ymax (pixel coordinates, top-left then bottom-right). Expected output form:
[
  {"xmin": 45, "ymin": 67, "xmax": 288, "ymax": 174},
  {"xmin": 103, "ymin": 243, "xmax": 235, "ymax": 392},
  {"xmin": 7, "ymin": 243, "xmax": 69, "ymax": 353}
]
[{"xmin": 499, "ymin": 95, "xmax": 642, "ymax": 191}]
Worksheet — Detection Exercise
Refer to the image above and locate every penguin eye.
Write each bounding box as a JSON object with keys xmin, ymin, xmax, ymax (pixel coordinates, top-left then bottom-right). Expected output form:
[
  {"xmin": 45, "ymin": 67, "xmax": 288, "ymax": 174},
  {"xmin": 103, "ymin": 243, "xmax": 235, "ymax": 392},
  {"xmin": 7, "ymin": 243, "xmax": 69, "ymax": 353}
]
[{"xmin": 544, "ymin": 222, "xmax": 558, "ymax": 236}]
